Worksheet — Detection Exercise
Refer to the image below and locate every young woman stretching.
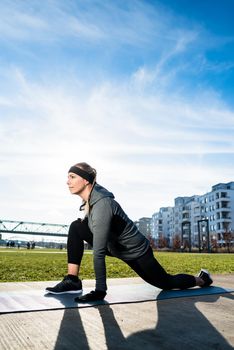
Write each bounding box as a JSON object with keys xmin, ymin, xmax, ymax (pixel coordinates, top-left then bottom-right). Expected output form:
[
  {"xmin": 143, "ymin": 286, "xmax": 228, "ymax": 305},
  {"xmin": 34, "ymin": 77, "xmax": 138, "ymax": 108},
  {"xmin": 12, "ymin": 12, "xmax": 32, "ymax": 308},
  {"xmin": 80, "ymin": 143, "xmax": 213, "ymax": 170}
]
[{"xmin": 46, "ymin": 162, "xmax": 213, "ymax": 302}]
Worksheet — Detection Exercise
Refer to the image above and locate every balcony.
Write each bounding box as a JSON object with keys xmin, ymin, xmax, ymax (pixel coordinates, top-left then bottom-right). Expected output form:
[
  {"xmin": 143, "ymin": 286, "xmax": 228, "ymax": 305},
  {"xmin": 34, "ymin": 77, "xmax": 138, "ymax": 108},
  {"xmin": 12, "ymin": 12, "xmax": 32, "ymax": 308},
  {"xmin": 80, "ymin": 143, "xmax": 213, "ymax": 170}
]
[
  {"xmin": 218, "ymin": 199, "xmax": 230, "ymax": 204},
  {"xmin": 220, "ymin": 192, "xmax": 230, "ymax": 199},
  {"xmin": 216, "ymin": 218, "xmax": 232, "ymax": 224},
  {"xmin": 216, "ymin": 201, "xmax": 230, "ymax": 211},
  {"xmin": 221, "ymin": 216, "xmax": 232, "ymax": 222}
]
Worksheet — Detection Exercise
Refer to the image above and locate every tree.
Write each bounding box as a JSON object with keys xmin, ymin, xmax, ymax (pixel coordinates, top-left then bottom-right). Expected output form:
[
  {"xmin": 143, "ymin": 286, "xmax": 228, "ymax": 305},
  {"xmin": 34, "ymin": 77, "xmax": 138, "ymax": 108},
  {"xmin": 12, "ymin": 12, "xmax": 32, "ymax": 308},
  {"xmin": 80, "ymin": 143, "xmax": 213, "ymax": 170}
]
[
  {"xmin": 172, "ymin": 234, "xmax": 181, "ymax": 251},
  {"xmin": 148, "ymin": 235, "xmax": 157, "ymax": 250},
  {"xmin": 223, "ymin": 231, "xmax": 234, "ymax": 253},
  {"xmin": 158, "ymin": 235, "xmax": 168, "ymax": 249},
  {"xmin": 211, "ymin": 237, "xmax": 218, "ymax": 252}
]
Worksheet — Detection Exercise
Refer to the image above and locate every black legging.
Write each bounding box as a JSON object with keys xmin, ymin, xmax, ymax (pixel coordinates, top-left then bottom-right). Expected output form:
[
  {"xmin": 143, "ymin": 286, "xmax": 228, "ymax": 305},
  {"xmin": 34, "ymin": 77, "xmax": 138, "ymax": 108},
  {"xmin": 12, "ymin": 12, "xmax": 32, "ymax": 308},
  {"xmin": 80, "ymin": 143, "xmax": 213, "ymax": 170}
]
[
  {"xmin": 67, "ymin": 219, "xmax": 196, "ymax": 290},
  {"xmin": 67, "ymin": 218, "xmax": 93, "ymax": 265}
]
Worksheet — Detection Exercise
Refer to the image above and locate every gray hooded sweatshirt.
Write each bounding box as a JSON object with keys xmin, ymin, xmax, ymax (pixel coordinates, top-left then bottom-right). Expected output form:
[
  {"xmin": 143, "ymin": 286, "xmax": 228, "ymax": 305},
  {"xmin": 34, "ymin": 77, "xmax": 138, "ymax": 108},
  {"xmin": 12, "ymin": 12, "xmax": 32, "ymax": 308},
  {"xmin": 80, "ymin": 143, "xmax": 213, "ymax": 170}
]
[{"xmin": 87, "ymin": 183, "xmax": 150, "ymax": 291}]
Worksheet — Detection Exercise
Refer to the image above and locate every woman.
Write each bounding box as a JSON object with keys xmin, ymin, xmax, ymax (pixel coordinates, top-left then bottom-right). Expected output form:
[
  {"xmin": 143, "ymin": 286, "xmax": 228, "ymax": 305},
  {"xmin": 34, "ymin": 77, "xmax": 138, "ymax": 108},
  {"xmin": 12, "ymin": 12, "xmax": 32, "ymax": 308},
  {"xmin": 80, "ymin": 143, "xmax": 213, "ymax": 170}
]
[{"xmin": 46, "ymin": 162, "xmax": 213, "ymax": 302}]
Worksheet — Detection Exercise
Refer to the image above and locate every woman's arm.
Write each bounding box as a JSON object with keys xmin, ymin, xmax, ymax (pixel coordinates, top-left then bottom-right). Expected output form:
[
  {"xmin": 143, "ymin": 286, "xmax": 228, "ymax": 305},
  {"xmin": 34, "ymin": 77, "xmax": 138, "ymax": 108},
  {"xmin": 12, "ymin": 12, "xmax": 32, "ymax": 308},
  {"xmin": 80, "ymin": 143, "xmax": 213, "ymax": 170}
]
[{"xmin": 90, "ymin": 197, "xmax": 113, "ymax": 292}]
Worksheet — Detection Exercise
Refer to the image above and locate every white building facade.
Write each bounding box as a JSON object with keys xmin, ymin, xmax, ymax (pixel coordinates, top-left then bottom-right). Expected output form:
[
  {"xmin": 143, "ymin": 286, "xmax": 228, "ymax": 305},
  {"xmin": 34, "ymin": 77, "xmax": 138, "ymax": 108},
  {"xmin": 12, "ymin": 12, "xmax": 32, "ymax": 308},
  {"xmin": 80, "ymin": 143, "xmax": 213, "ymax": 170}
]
[
  {"xmin": 151, "ymin": 207, "xmax": 174, "ymax": 244},
  {"xmin": 135, "ymin": 217, "xmax": 152, "ymax": 238},
  {"xmin": 151, "ymin": 182, "xmax": 234, "ymax": 247}
]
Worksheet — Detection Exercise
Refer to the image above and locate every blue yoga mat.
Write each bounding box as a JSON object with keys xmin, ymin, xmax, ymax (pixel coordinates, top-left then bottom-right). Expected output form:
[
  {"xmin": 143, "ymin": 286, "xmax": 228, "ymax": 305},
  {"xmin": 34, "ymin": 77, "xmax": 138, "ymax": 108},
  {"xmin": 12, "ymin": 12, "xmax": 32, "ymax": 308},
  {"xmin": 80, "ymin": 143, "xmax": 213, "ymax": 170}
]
[{"xmin": 0, "ymin": 284, "xmax": 233, "ymax": 314}]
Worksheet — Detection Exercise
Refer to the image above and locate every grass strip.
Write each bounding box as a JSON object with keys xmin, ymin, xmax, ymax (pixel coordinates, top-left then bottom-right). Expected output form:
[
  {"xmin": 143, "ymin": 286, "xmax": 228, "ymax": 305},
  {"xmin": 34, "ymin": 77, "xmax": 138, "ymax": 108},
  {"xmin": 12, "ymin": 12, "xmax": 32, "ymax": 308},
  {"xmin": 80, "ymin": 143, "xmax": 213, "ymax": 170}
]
[{"xmin": 0, "ymin": 249, "xmax": 233, "ymax": 282}]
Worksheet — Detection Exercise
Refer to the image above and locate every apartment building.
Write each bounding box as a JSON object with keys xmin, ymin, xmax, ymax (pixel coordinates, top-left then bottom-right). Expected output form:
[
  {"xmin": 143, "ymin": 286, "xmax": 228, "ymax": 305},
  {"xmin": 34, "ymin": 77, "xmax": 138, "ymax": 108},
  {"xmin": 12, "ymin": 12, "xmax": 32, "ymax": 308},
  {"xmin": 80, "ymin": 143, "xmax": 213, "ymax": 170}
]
[
  {"xmin": 151, "ymin": 181, "xmax": 234, "ymax": 247},
  {"xmin": 151, "ymin": 207, "xmax": 174, "ymax": 244},
  {"xmin": 199, "ymin": 182, "xmax": 234, "ymax": 238},
  {"xmin": 135, "ymin": 217, "xmax": 152, "ymax": 238}
]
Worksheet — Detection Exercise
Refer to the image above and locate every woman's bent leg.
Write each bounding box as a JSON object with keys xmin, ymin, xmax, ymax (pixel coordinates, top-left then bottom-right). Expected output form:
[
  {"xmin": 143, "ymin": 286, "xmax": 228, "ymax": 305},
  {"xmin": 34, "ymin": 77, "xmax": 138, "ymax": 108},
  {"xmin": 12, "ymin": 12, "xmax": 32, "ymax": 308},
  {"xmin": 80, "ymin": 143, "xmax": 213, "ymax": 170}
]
[
  {"xmin": 125, "ymin": 248, "xmax": 196, "ymax": 290},
  {"xmin": 46, "ymin": 219, "xmax": 93, "ymax": 294},
  {"xmin": 67, "ymin": 218, "xmax": 93, "ymax": 265}
]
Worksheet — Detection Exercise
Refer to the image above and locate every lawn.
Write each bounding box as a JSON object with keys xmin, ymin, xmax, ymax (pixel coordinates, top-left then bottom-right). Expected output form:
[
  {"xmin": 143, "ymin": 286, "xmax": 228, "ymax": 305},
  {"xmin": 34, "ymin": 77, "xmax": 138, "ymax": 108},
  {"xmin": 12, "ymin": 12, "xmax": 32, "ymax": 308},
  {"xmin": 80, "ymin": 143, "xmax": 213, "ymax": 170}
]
[{"xmin": 0, "ymin": 248, "xmax": 233, "ymax": 282}]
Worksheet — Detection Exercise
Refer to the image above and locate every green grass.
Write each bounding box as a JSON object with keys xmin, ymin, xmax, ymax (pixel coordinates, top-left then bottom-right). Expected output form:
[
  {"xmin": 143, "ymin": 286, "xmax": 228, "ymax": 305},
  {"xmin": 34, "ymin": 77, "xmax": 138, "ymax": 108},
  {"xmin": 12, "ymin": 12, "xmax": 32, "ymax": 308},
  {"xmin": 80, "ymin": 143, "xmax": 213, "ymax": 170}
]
[{"xmin": 0, "ymin": 248, "xmax": 233, "ymax": 282}]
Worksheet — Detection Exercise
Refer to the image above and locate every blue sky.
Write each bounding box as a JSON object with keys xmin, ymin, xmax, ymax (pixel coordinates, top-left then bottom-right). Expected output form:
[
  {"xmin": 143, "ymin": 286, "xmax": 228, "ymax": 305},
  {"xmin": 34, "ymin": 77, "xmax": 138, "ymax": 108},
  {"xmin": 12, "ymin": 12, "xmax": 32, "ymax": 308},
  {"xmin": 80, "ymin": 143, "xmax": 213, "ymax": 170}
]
[{"xmin": 0, "ymin": 0, "xmax": 234, "ymax": 227}]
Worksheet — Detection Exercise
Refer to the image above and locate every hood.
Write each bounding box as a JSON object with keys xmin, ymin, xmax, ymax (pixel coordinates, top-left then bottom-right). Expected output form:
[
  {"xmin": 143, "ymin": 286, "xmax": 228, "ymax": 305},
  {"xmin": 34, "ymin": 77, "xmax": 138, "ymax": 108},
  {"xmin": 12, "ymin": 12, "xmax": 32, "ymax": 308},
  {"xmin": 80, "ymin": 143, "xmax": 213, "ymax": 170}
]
[{"xmin": 89, "ymin": 183, "xmax": 114, "ymax": 206}]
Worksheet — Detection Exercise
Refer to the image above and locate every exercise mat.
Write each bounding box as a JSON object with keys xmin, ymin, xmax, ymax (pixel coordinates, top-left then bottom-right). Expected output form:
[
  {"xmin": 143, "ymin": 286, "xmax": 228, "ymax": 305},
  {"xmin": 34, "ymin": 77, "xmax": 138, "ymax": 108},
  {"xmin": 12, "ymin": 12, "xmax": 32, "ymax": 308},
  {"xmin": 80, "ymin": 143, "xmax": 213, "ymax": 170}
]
[{"xmin": 0, "ymin": 283, "xmax": 233, "ymax": 314}]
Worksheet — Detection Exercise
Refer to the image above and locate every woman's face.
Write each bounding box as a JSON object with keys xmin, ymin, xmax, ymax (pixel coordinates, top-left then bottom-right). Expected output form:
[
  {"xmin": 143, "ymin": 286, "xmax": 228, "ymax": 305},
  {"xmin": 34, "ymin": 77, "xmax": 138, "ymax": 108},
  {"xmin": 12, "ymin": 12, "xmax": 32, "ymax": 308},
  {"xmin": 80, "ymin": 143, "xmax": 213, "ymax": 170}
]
[{"xmin": 67, "ymin": 172, "xmax": 88, "ymax": 196}]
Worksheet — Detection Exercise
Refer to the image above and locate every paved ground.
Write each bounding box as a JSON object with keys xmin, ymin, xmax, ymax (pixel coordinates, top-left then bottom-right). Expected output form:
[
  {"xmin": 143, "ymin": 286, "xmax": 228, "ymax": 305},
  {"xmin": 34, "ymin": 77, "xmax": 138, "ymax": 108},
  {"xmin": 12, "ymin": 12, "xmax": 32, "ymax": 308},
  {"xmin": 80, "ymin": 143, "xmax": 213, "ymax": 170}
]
[{"xmin": 0, "ymin": 275, "xmax": 233, "ymax": 350}]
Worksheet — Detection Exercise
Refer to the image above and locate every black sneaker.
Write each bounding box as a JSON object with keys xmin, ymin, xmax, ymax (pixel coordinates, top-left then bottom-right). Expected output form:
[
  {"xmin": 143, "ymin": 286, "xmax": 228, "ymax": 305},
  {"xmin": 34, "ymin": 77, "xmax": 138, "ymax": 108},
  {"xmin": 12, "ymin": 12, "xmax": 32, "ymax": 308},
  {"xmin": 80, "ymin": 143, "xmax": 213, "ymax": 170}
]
[
  {"xmin": 198, "ymin": 269, "xmax": 213, "ymax": 287},
  {"xmin": 45, "ymin": 275, "xmax": 82, "ymax": 294},
  {"xmin": 75, "ymin": 290, "xmax": 106, "ymax": 302}
]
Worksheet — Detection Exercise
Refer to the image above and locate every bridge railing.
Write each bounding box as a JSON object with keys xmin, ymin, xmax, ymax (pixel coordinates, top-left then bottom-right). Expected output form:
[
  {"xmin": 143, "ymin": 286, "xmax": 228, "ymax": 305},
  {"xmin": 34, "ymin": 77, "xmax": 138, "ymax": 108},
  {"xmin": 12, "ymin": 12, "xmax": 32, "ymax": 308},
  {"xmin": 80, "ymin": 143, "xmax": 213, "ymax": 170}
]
[{"xmin": 0, "ymin": 219, "xmax": 69, "ymax": 237}]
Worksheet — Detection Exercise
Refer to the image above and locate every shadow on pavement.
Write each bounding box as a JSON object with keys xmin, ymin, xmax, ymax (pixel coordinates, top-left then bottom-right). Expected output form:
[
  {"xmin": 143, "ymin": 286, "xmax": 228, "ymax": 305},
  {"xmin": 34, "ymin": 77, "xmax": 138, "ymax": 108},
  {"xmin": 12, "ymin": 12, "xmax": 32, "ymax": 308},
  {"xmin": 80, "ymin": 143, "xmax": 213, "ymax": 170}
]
[
  {"xmin": 44, "ymin": 293, "xmax": 90, "ymax": 350},
  {"xmin": 50, "ymin": 289, "xmax": 234, "ymax": 350}
]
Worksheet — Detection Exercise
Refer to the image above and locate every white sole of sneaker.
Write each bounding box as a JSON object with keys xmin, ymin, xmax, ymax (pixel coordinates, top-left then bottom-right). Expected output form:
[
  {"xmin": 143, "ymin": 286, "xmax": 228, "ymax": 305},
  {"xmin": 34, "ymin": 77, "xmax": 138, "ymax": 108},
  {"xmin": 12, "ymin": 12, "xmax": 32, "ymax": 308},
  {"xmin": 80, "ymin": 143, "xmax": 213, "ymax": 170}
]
[{"xmin": 45, "ymin": 289, "xmax": 83, "ymax": 295}]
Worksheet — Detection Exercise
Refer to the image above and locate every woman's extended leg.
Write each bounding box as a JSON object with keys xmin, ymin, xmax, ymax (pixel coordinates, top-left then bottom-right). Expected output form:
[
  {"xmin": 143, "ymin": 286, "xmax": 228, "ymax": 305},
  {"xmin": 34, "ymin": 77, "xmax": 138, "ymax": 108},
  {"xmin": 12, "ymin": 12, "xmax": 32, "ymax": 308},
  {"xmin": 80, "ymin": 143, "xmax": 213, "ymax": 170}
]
[{"xmin": 125, "ymin": 248, "xmax": 205, "ymax": 290}]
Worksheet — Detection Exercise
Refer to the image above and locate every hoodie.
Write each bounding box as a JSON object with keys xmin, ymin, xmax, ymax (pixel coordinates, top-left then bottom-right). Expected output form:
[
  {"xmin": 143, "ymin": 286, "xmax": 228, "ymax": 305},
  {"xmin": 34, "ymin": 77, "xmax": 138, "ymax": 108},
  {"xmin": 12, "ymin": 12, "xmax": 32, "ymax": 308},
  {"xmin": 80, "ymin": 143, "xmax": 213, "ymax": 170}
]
[{"xmin": 87, "ymin": 183, "xmax": 150, "ymax": 291}]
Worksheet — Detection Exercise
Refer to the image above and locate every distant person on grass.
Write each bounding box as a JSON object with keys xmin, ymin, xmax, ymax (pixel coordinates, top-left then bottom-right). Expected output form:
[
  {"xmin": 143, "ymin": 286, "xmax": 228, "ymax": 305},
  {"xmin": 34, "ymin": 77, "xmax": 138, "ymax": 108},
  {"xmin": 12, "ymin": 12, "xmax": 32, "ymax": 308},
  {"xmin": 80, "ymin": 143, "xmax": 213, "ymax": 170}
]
[{"xmin": 46, "ymin": 162, "xmax": 213, "ymax": 302}]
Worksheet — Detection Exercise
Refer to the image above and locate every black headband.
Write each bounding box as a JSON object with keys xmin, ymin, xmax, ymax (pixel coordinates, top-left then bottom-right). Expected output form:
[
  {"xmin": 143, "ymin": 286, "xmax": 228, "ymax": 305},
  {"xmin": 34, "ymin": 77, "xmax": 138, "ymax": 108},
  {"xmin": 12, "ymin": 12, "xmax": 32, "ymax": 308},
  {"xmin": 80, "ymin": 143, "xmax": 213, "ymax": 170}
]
[{"xmin": 68, "ymin": 166, "xmax": 95, "ymax": 184}]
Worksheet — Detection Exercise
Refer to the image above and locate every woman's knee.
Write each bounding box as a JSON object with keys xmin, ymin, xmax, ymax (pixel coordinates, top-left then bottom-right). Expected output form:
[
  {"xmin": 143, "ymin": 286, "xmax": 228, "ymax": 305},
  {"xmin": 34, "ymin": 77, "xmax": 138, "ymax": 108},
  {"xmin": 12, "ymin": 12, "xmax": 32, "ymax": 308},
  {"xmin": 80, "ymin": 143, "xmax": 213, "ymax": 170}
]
[
  {"xmin": 68, "ymin": 219, "xmax": 93, "ymax": 244},
  {"xmin": 69, "ymin": 219, "xmax": 86, "ymax": 234}
]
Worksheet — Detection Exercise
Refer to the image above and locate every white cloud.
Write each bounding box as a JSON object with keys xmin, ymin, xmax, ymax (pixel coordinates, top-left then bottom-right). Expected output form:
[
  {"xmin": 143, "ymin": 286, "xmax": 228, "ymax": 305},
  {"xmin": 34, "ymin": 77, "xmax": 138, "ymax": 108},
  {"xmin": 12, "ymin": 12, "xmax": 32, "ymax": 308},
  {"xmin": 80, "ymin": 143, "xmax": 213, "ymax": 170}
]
[{"xmin": 1, "ymin": 65, "xmax": 234, "ymax": 224}]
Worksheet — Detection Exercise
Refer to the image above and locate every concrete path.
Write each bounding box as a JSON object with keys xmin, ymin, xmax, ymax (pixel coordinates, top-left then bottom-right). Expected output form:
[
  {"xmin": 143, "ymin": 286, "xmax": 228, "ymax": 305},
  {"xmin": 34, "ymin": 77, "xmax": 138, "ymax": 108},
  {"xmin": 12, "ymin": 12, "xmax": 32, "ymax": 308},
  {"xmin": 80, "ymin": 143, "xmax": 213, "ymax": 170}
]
[{"xmin": 0, "ymin": 275, "xmax": 233, "ymax": 350}]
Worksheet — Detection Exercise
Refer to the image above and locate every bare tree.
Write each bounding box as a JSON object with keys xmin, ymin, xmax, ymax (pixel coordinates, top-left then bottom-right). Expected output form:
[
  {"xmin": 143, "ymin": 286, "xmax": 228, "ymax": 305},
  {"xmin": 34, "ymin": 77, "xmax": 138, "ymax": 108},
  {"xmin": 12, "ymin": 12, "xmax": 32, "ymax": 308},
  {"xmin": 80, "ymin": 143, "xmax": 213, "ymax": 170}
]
[
  {"xmin": 223, "ymin": 231, "xmax": 234, "ymax": 253},
  {"xmin": 158, "ymin": 235, "xmax": 169, "ymax": 249},
  {"xmin": 172, "ymin": 234, "xmax": 181, "ymax": 251}
]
